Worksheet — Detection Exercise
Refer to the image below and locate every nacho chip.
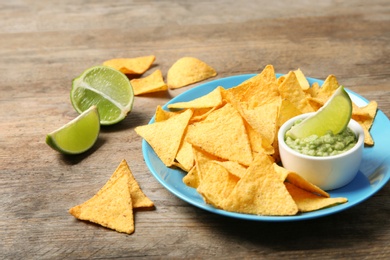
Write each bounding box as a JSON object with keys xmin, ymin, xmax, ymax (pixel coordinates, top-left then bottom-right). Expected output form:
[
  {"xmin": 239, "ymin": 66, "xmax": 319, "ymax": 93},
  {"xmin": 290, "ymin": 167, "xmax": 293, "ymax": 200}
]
[
  {"xmin": 317, "ymin": 74, "xmax": 339, "ymax": 99},
  {"xmin": 285, "ymin": 182, "xmax": 347, "ymax": 212},
  {"xmin": 214, "ymin": 161, "xmax": 247, "ymax": 179},
  {"xmin": 186, "ymin": 103, "xmax": 253, "ymax": 166},
  {"xmin": 183, "ymin": 166, "xmax": 200, "ymax": 188},
  {"xmin": 167, "ymin": 57, "xmax": 217, "ymax": 89},
  {"xmin": 222, "ymin": 152, "xmax": 298, "ymax": 216},
  {"xmin": 154, "ymin": 105, "xmax": 180, "ymax": 122},
  {"xmin": 135, "ymin": 109, "xmax": 193, "ymax": 166},
  {"xmin": 273, "ymin": 163, "xmax": 329, "ymax": 198},
  {"xmin": 103, "ymin": 55, "xmax": 155, "ymax": 74},
  {"xmin": 168, "ymin": 86, "xmax": 223, "ymax": 109},
  {"xmin": 130, "ymin": 69, "xmax": 167, "ymax": 95},
  {"xmin": 239, "ymin": 65, "xmax": 279, "ymax": 107},
  {"xmin": 240, "ymin": 100, "xmax": 280, "ymax": 146},
  {"xmin": 197, "ymin": 160, "xmax": 239, "ymax": 209},
  {"xmin": 113, "ymin": 160, "xmax": 154, "ymax": 208},
  {"xmin": 294, "ymin": 68, "xmax": 310, "ymax": 90},
  {"xmin": 175, "ymin": 140, "xmax": 194, "ymax": 172},
  {"xmin": 278, "ymin": 71, "xmax": 314, "ymax": 114},
  {"xmin": 69, "ymin": 163, "xmax": 134, "ymax": 234}
]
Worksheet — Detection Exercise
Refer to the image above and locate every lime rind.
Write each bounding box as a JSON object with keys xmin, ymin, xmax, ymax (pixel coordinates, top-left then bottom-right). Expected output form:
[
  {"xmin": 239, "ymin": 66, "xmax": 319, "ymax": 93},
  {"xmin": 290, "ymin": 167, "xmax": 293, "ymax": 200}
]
[
  {"xmin": 286, "ymin": 86, "xmax": 352, "ymax": 139},
  {"xmin": 46, "ymin": 106, "xmax": 100, "ymax": 154},
  {"xmin": 70, "ymin": 66, "xmax": 134, "ymax": 125}
]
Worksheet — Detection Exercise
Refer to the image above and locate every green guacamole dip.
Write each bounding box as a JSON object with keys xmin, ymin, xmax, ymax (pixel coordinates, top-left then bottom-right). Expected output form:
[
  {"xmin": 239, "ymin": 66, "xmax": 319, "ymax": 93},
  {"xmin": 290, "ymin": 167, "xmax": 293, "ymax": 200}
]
[{"xmin": 285, "ymin": 122, "xmax": 357, "ymax": 157}]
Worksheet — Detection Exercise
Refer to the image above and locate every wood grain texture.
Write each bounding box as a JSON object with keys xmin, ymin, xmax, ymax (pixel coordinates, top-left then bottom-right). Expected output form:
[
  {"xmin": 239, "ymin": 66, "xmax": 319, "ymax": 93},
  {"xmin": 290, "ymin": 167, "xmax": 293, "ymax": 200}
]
[{"xmin": 1, "ymin": 0, "xmax": 389, "ymax": 259}]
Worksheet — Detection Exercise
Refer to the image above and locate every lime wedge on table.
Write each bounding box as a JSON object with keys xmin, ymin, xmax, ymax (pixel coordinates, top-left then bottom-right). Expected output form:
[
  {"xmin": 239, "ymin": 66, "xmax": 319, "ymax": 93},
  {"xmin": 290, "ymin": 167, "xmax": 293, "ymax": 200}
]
[
  {"xmin": 286, "ymin": 86, "xmax": 352, "ymax": 139},
  {"xmin": 71, "ymin": 66, "xmax": 134, "ymax": 125},
  {"xmin": 46, "ymin": 106, "xmax": 100, "ymax": 154}
]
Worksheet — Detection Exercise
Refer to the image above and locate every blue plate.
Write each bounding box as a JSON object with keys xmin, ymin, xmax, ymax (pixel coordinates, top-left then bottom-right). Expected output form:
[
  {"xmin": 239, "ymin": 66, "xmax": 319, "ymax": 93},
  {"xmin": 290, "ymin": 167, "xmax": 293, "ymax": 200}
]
[{"xmin": 142, "ymin": 74, "xmax": 390, "ymax": 221}]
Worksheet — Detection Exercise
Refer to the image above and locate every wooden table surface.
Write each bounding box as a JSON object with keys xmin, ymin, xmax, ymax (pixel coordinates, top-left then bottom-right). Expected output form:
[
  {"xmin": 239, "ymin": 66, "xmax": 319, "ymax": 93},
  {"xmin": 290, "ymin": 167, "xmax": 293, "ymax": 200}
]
[{"xmin": 1, "ymin": 0, "xmax": 390, "ymax": 259}]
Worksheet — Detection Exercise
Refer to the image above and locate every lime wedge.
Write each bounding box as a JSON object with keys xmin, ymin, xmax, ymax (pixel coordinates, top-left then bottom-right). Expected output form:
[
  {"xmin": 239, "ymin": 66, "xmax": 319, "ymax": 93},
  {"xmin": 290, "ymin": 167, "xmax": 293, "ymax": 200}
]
[
  {"xmin": 71, "ymin": 66, "xmax": 134, "ymax": 125},
  {"xmin": 46, "ymin": 106, "xmax": 100, "ymax": 154},
  {"xmin": 286, "ymin": 86, "xmax": 352, "ymax": 139}
]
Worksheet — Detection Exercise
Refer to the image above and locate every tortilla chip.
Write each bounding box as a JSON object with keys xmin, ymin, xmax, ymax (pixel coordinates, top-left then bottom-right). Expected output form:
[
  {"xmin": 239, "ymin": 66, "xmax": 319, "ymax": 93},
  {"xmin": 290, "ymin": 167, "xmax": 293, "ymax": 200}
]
[
  {"xmin": 183, "ymin": 166, "xmax": 200, "ymax": 188},
  {"xmin": 294, "ymin": 68, "xmax": 310, "ymax": 90},
  {"xmin": 112, "ymin": 160, "xmax": 154, "ymax": 208},
  {"xmin": 278, "ymin": 71, "xmax": 314, "ymax": 113},
  {"xmin": 103, "ymin": 55, "xmax": 155, "ymax": 74},
  {"xmin": 273, "ymin": 163, "xmax": 329, "ymax": 198},
  {"xmin": 285, "ymin": 182, "xmax": 347, "ymax": 212},
  {"xmin": 214, "ymin": 161, "xmax": 247, "ymax": 179},
  {"xmin": 135, "ymin": 109, "xmax": 193, "ymax": 166},
  {"xmin": 240, "ymin": 100, "xmax": 280, "ymax": 146},
  {"xmin": 130, "ymin": 69, "xmax": 167, "ymax": 95},
  {"xmin": 168, "ymin": 86, "xmax": 223, "ymax": 109},
  {"xmin": 175, "ymin": 140, "xmax": 194, "ymax": 172},
  {"xmin": 222, "ymin": 152, "xmax": 298, "ymax": 216},
  {"xmin": 239, "ymin": 65, "xmax": 279, "ymax": 107},
  {"xmin": 186, "ymin": 103, "xmax": 253, "ymax": 166},
  {"xmin": 317, "ymin": 74, "xmax": 339, "ymax": 99},
  {"xmin": 167, "ymin": 57, "xmax": 217, "ymax": 89},
  {"xmin": 69, "ymin": 164, "xmax": 134, "ymax": 234},
  {"xmin": 197, "ymin": 160, "xmax": 239, "ymax": 209},
  {"xmin": 154, "ymin": 105, "xmax": 180, "ymax": 122}
]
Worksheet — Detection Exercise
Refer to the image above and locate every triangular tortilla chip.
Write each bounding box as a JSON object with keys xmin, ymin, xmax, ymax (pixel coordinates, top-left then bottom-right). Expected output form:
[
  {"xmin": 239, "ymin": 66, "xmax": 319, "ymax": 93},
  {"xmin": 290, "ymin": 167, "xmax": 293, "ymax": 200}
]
[
  {"xmin": 278, "ymin": 71, "xmax": 314, "ymax": 113},
  {"xmin": 285, "ymin": 182, "xmax": 347, "ymax": 212},
  {"xmin": 222, "ymin": 152, "xmax": 298, "ymax": 216},
  {"xmin": 130, "ymin": 69, "xmax": 168, "ymax": 95},
  {"xmin": 135, "ymin": 109, "xmax": 193, "ymax": 166},
  {"xmin": 197, "ymin": 160, "xmax": 239, "ymax": 209},
  {"xmin": 294, "ymin": 68, "xmax": 310, "ymax": 90},
  {"xmin": 167, "ymin": 57, "xmax": 217, "ymax": 89},
  {"xmin": 186, "ymin": 103, "xmax": 253, "ymax": 166},
  {"xmin": 69, "ymin": 165, "xmax": 135, "ymax": 234},
  {"xmin": 168, "ymin": 86, "xmax": 223, "ymax": 109},
  {"xmin": 103, "ymin": 55, "xmax": 155, "ymax": 74},
  {"xmin": 110, "ymin": 160, "xmax": 154, "ymax": 208}
]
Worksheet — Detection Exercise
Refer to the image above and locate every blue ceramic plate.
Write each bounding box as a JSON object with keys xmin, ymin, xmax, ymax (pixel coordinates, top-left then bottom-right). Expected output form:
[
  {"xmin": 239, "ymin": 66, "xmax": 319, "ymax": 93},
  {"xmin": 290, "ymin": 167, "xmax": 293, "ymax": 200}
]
[{"xmin": 142, "ymin": 74, "xmax": 390, "ymax": 221}]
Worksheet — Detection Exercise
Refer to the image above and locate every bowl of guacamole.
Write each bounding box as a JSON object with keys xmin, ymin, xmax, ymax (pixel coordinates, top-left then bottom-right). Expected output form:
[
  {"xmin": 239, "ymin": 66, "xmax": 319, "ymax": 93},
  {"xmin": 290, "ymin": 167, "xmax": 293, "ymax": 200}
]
[{"xmin": 278, "ymin": 113, "xmax": 365, "ymax": 190}]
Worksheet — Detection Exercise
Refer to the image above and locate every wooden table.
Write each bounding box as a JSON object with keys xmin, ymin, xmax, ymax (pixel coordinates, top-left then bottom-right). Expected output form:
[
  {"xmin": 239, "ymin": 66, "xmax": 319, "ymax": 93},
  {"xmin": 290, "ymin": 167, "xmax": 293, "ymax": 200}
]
[{"xmin": 1, "ymin": 1, "xmax": 389, "ymax": 259}]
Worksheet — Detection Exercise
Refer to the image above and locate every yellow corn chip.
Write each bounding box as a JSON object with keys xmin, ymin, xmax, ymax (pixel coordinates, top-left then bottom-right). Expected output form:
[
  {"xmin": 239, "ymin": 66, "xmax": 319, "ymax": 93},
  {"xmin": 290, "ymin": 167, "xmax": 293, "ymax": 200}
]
[
  {"xmin": 294, "ymin": 68, "xmax": 310, "ymax": 90},
  {"xmin": 214, "ymin": 161, "xmax": 247, "ymax": 179},
  {"xmin": 103, "ymin": 55, "xmax": 155, "ymax": 74},
  {"xmin": 285, "ymin": 182, "xmax": 347, "ymax": 212},
  {"xmin": 222, "ymin": 152, "xmax": 298, "ymax": 216},
  {"xmin": 135, "ymin": 109, "xmax": 193, "ymax": 166},
  {"xmin": 167, "ymin": 57, "xmax": 217, "ymax": 89},
  {"xmin": 197, "ymin": 160, "xmax": 239, "ymax": 209},
  {"xmin": 154, "ymin": 105, "xmax": 181, "ymax": 122},
  {"xmin": 278, "ymin": 71, "xmax": 314, "ymax": 113},
  {"xmin": 112, "ymin": 160, "xmax": 154, "ymax": 208},
  {"xmin": 130, "ymin": 69, "xmax": 167, "ymax": 95},
  {"xmin": 186, "ymin": 103, "xmax": 253, "ymax": 166},
  {"xmin": 240, "ymin": 100, "xmax": 280, "ymax": 146},
  {"xmin": 168, "ymin": 86, "xmax": 223, "ymax": 109},
  {"xmin": 183, "ymin": 166, "xmax": 200, "ymax": 188},
  {"xmin": 317, "ymin": 74, "xmax": 339, "ymax": 99},
  {"xmin": 175, "ymin": 140, "xmax": 194, "ymax": 172},
  {"xmin": 69, "ymin": 164, "xmax": 134, "ymax": 234}
]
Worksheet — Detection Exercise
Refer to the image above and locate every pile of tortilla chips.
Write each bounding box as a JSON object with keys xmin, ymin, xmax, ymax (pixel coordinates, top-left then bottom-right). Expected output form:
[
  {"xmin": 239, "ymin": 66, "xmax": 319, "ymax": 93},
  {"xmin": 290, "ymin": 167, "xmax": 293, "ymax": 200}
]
[
  {"xmin": 135, "ymin": 65, "xmax": 378, "ymax": 216},
  {"xmin": 69, "ymin": 159, "xmax": 154, "ymax": 234},
  {"xmin": 103, "ymin": 55, "xmax": 217, "ymax": 95}
]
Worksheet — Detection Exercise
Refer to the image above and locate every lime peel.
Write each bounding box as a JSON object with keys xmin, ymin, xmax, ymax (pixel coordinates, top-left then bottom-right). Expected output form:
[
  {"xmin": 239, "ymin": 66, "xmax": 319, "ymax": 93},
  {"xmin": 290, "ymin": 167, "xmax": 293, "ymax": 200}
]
[
  {"xmin": 46, "ymin": 105, "xmax": 100, "ymax": 154},
  {"xmin": 286, "ymin": 86, "xmax": 352, "ymax": 139}
]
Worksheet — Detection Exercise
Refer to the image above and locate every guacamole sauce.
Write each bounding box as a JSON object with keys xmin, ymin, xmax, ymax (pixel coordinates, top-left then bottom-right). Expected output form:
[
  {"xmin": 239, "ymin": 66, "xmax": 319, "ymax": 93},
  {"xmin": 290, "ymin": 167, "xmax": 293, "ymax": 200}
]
[{"xmin": 285, "ymin": 125, "xmax": 357, "ymax": 157}]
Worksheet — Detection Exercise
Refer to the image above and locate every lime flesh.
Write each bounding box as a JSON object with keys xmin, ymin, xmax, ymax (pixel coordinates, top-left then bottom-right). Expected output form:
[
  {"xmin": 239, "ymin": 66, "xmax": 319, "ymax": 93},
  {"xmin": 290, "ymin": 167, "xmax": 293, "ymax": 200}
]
[
  {"xmin": 46, "ymin": 106, "xmax": 100, "ymax": 154},
  {"xmin": 286, "ymin": 86, "xmax": 352, "ymax": 139},
  {"xmin": 71, "ymin": 66, "xmax": 134, "ymax": 125}
]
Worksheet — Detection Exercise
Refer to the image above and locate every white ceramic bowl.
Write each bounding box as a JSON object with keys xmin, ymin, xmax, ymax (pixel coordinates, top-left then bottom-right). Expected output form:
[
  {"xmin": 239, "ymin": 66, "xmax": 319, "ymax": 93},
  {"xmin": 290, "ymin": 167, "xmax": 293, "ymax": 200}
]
[{"xmin": 278, "ymin": 113, "xmax": 365, "ymax": 190}]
